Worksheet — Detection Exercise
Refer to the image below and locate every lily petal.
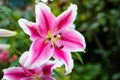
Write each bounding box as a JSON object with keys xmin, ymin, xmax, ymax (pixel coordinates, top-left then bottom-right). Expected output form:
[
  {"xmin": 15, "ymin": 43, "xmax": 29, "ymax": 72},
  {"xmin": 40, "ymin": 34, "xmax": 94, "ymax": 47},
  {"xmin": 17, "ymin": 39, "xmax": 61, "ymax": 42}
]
[
  {"xmin": 53, "ymin": 46, "xmax": 73, "ymax": 74},
  {"xmin": 56, "ymin": 4, "xmax": 77, "ymax": 31},
  {"xmin": 35, "ymin": 3, "xmax": 56, "ymax": 34},
  {"xmin": 42, "ymin": 60, "xmax": 63, "ymax": 75},
  {"xmin": 2, "ymin": 67, "xmax": 31, "ymax": 80},
  {"xmin": 57, "ymin": 29, "xmax": 86, "ymax": 52},
  {"xmin": 18, "ymin": 19, "xmax": 40, "ymax": 41},
  {"xmin": 22, "ymin": 38, "xmax": 53, "ymax": 69}
]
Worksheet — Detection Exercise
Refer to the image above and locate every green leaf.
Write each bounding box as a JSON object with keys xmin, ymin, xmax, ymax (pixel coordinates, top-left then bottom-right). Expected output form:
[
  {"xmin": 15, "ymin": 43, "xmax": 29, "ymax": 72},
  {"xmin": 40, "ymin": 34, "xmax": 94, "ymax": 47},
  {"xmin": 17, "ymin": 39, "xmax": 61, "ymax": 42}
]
[{"xmin": 75, "ymin": 52, "xmax": 84, "ymax": 64}]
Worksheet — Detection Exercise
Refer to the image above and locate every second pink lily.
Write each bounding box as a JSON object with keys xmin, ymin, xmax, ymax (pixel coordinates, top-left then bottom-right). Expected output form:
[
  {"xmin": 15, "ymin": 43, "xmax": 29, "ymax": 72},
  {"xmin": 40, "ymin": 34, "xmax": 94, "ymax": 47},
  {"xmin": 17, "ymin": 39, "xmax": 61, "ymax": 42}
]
[{"xmin": 2, "ymin": 60, "xmax": 61, "ymax": 80}]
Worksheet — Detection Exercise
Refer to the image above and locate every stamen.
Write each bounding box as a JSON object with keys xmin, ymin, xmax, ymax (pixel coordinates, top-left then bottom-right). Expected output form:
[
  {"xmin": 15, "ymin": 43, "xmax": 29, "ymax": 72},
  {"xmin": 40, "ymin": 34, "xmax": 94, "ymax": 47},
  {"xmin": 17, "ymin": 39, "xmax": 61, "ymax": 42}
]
[
  {"xmin": 59, "ymin": 45, "xmax": 64, "ymax": 49},
  {"xmin": 59, "ymin": 33, "xmax": 62, "ymax": 35},
  {"xmin": 54, "ymin": 35, "xmax": 57, "ymax": 38},
  {"xmin": 50, "ymin": 45, "xmax": 53, "ymax": 49},
  {"xmin": 47, "ymin": 30, "xmax": 51, "ymax": 37},
  {"xmin": 46, "ymin": 31, "xmax": 61, "ymax": 43},
  {"xmin": 48, "ymin": 37, "xmax": 51, "ymax": 40}
]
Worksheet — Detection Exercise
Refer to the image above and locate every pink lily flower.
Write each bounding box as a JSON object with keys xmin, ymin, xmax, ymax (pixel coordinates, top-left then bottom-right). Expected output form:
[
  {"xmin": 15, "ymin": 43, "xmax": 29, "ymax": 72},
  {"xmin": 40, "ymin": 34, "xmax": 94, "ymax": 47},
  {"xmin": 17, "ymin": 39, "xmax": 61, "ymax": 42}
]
[
  {"xmin": 2, "ymin": 60, "xmax": 61, "ymax": 80},
  {"xmin": 18, "ymin": 3, "xmax": 86, "ymax": 74}
]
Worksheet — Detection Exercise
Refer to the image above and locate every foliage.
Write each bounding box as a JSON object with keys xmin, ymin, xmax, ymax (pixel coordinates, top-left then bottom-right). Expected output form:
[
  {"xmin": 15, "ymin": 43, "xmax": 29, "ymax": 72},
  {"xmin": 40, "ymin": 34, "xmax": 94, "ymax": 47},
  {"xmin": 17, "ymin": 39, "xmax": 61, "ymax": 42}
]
[{"xmin": 0, "ymin": 0, "xmax": 120, "ymax": 80}]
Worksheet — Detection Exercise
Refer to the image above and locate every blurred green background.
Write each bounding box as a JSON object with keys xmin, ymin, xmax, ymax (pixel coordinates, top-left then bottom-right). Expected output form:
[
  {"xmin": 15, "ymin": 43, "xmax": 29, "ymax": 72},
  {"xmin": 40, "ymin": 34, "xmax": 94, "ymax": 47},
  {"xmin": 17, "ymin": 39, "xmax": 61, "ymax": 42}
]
[{"xmin": 0, "ymin": 0, "xmax": 120, "ymax": 80}]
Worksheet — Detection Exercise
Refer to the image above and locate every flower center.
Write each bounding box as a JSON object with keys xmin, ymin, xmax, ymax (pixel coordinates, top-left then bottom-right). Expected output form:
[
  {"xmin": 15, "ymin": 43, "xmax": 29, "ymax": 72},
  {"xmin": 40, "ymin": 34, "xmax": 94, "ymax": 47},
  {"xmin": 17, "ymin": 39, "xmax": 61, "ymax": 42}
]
[
  {"xmin": 45, "ymin": 31, "xmax": 64, "ymax": 49},
  {"xmin": 45, "ymin": 31, "xmax": 61, "ymax": 44}
]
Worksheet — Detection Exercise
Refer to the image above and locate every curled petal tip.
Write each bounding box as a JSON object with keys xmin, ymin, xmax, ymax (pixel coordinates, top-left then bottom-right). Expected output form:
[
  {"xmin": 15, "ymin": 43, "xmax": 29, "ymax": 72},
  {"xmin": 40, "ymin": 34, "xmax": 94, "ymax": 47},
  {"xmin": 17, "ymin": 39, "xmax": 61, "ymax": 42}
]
[
  {"xmin": 83, "ymin": 50, "xmax": 86, "ymax": 53},
  {"xmin": 70, "ymin": 4, "xmax": 78, "ymax": 11}
]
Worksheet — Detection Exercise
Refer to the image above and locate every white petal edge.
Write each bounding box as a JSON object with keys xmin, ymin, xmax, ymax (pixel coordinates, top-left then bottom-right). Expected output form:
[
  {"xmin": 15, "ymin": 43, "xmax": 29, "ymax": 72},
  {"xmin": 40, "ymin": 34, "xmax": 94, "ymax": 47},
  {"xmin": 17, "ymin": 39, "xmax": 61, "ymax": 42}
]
[
  {"xmin": 18, "ymin": 18, "xmax": 35, "ymax": 35},
  {"xmin": 65, "ymin": 53, "xmax": 73, "ymax": 75},
  {"xmin": 68, "ymin": 4, "xmax": 78, "ymax": 22},
  {"xmin": 19, "ymin": 51, "xmax": 29, "ymax": 66}
]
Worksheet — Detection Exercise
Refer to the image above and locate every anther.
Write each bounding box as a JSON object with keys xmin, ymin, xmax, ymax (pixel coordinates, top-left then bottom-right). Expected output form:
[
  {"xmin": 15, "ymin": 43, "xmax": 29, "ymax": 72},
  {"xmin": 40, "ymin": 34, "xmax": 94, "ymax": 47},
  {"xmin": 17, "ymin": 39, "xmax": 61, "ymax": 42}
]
[
  {"xmin": 59, "ymin": 33, "xmax": 62, "ymax": 35},
  {"xmin": 48, "ymin": 38, "xmax": 51, "ymax": 40},
  {"xmin": 54, "ymin": 35, "xmax": 57, "ymax": 38},
  {"xmin": 59, "ymin": 45, "xmax": 64, "ymax": 49},
  {"xmin": 50, "ymin": 45, "xmax": 53, "ymax": 49}
]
